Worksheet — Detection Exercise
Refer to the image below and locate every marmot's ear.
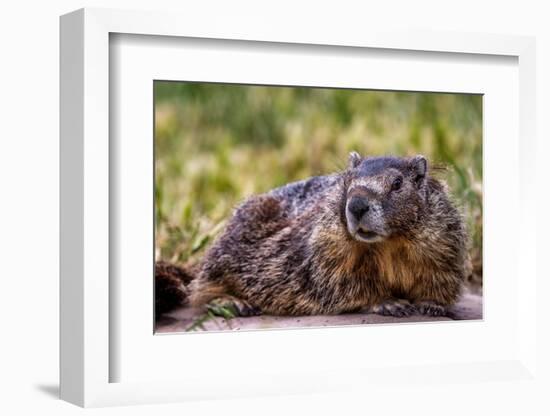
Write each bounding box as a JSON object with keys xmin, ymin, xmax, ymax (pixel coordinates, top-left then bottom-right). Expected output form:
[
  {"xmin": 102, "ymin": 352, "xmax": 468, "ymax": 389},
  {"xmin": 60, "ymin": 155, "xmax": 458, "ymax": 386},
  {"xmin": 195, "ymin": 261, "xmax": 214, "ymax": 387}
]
[
  {"xmin": 411, "ymin": 155, "xmax": 428, "ymax": 183},
  {"xmin": 348, "ymin": 151, "xmax": 361, "ymax": 169}
]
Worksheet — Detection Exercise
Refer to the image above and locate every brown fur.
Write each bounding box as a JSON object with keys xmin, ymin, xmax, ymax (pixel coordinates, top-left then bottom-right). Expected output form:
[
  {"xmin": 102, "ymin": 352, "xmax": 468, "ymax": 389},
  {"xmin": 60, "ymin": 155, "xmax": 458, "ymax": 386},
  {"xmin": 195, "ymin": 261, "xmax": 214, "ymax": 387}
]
[
  {"xmin": 157, "ymin": 154, "xmax": 469, "ymax": 318},
  {"xmin": 154, "ymin": 261, "xmax": 194, "ymax": 315}
]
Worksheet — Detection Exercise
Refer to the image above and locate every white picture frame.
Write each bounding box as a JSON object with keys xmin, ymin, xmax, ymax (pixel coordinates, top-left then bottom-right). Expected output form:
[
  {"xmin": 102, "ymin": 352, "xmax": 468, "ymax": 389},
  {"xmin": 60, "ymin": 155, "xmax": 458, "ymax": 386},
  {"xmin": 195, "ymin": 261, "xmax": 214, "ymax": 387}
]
[{"xmin": 60, "ymin": 7, "xmax": 538, "ymax": 408}]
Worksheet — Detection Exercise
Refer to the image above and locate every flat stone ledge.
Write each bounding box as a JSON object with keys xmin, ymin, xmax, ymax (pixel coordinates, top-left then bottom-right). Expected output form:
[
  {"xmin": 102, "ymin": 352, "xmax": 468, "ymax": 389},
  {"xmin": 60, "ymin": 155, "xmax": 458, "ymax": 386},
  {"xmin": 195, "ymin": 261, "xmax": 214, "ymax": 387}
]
[{"xmin": 156, "ymin": 291, "xmax": 482, "ymax": 334}]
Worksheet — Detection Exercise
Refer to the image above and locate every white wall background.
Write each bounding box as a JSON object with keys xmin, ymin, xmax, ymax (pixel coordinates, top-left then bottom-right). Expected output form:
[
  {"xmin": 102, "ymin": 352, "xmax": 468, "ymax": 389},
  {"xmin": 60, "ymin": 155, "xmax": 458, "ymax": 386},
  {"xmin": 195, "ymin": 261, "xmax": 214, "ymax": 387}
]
[{"xmin": 0, "ymin": 1, "xmax": 548, "ymax": 414}]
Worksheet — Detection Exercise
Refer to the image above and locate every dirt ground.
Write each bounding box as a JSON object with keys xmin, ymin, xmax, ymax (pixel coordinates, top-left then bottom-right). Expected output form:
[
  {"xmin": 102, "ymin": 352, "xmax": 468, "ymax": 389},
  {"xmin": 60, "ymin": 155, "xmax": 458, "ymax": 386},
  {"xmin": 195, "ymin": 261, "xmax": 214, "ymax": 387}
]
[{"xmin": 155, "ymin": 290, "xmax": 482, "ymax": 333}]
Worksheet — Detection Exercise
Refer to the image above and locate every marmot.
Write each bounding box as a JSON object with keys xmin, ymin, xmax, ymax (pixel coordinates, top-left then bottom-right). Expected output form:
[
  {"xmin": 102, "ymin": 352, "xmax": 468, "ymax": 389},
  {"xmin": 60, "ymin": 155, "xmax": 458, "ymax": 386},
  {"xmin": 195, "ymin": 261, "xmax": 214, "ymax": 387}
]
[{"xmin": 156, "ymin": 153, "xmax": 468, "ymax": 318}]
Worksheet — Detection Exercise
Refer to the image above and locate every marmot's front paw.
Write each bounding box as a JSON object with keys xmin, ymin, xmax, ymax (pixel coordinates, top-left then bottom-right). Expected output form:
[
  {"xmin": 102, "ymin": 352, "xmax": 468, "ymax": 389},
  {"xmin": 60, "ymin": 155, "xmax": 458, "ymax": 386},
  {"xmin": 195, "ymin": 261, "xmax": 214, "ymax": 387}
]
[
  {"xmin": 370, "ymin": 299, "xmax": 416, "ymax": 317},
  {"xmin": 415, "ymin": 301, "xmax": 447, "ymax": 317},
  {"xmin": 207, "ymin": 296, "xmax": 262, "ymax": 318}
]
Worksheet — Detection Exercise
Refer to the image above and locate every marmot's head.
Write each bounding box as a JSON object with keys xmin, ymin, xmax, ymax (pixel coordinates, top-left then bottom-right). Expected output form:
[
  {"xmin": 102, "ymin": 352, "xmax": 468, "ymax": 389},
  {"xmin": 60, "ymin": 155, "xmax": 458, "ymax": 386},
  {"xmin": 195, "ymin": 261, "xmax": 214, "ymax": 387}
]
[{"xmin": 343, "ymin": 152, "xmax": 429, "ymax": 243}]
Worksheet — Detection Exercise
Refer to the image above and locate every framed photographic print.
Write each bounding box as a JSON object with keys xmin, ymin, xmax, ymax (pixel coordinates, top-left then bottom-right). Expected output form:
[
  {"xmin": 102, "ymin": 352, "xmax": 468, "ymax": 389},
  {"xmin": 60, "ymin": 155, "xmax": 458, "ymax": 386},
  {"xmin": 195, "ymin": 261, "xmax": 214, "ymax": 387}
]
[
  {"xmin": 60, "ymin": 7, "xmax": 538, "ymax": 408},
  {"xmin": 153, "ymin": 81, "xmax": 483, "ymax": 334}
]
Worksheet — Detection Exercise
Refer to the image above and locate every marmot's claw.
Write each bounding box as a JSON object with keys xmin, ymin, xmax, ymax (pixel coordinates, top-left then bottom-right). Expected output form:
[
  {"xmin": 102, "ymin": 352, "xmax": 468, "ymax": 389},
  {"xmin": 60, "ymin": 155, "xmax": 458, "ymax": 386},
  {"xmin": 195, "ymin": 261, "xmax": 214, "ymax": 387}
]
[
  {"xmin": 371, "ymin": 299, "xmax": 417, "ymax": 317},
  {"xmin": 416, "ymin": 301, "xmax": 447, "ymax": 317},
  {"xmin": 237, "ymin": 303, "xmax": 262, "ymax": 317},
  {"xmin": 207, "ymin": 296, "xmax": 262, "ymax": 318}
]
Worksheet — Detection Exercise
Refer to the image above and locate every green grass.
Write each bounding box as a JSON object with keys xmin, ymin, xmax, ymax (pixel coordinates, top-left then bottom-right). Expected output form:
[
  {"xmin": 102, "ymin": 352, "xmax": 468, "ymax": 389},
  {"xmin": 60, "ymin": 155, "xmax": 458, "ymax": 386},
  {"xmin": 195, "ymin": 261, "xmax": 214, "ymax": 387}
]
[{"xmin": 155, "ymin": 82, "xmax": 482, "ymax": 287}]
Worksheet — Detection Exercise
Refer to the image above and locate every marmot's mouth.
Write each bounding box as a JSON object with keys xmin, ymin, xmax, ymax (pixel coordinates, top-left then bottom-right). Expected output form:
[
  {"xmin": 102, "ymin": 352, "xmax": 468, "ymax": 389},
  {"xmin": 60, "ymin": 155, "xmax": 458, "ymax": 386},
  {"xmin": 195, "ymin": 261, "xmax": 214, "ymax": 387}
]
[
  {"xmin": 357, "ymin": 229, "xmax": 378, "ymax": 239},
  {"xmin": 355, "ymin": 227, "xmax": 384, "ymax": 242}
]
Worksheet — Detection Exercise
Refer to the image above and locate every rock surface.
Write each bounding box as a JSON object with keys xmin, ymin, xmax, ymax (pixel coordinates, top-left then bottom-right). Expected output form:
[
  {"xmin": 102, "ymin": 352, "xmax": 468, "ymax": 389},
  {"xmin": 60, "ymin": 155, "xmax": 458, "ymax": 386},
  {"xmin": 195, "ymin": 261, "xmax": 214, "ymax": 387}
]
[{"xmin": 156, "ymin": 291, "xmax": 482, "ymax": 334}]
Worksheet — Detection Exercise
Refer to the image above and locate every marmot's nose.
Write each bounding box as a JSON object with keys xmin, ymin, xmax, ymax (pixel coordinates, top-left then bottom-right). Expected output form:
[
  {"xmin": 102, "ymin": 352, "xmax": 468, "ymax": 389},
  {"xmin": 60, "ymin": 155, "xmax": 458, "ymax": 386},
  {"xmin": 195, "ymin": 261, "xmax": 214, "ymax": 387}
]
[{"xmin": 348, "ymin": 196, "xmax": 370, "ymax": 220}]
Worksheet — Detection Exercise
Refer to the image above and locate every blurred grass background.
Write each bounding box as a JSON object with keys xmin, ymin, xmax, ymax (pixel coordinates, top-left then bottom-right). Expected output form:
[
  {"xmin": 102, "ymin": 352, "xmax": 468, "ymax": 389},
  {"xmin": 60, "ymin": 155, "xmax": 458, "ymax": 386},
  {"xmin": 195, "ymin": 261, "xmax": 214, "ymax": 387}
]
[{"xmin": 155, "ymin": 82, "xmax": 482, "ymax": 288}]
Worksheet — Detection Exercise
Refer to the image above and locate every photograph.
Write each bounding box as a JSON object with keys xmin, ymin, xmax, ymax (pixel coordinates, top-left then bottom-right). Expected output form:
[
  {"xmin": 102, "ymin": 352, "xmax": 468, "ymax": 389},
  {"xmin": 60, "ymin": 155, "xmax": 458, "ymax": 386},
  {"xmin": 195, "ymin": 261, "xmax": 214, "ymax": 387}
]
[{"xmin": 153, "ymin": 81, "xmax": 483, "ymax": 333}]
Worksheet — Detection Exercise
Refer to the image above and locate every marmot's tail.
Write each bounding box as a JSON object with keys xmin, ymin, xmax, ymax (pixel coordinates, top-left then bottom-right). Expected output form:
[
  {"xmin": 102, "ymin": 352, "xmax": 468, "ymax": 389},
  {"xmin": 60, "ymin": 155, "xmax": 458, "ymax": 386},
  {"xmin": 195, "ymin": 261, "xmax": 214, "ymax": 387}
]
[{"xmin": 155, "ymin": 261, "xmax": 195, "ymax": 318}]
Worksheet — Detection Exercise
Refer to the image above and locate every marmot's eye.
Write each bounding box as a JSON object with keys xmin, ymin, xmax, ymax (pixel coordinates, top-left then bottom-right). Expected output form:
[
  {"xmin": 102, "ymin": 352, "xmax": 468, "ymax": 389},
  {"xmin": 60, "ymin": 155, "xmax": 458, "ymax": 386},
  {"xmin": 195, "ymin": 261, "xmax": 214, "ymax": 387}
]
[{"xmin": 391, "ymin": 177, "xmax": 403, "ymax": 191}]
